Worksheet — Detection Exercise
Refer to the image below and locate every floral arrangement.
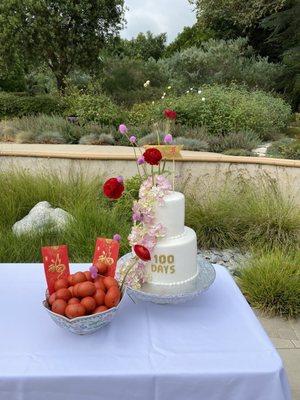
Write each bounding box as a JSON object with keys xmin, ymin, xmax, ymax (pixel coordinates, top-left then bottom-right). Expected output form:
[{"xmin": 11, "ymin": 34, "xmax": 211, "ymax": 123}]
[{"xmin": 102, "ymin": 109, "xmax": 181, "ymax": 289}]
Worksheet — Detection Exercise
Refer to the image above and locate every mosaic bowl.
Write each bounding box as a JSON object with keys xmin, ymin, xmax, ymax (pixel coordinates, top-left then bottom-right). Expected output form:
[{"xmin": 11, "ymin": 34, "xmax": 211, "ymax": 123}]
[{"xmin": 43, "ymin": 289, "xmax": 126, "ymax": 335}]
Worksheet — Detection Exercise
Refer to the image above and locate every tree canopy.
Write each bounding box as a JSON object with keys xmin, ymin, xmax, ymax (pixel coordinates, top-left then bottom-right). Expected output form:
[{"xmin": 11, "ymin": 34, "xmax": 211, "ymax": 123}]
[{"xmin": 0, "ymin": 0, "xmax": 125, "ymax": 92}]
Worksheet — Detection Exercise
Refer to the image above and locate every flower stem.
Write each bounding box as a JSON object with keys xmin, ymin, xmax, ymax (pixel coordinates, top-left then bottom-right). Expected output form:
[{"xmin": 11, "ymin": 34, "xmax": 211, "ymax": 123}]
[{"xmin": 120, "ymin": 256, "xmax": 138, "ymax": 291}]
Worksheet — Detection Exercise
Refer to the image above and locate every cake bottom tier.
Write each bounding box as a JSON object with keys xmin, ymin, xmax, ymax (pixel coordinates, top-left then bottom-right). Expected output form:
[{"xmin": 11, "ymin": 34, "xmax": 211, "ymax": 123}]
[{"xmin": 146, "ymin": 227, "xmax": 198, "ymax": 286}]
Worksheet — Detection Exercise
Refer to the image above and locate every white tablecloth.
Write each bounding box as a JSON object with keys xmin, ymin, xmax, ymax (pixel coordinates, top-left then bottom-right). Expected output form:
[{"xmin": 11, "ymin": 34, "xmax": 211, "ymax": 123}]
[{"xmin": 0, "ymin": 263, "xmax": 291, "ymax": 400}]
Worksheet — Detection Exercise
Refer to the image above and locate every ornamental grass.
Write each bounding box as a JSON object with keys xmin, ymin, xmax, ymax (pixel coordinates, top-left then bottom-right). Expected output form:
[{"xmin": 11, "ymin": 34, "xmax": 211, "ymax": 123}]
[
  {"xmin": 237, "ymin": 250, "xmax": 300, "ymax": 318},
  {"xmin": 185, "ymin": 175, "xmax": 300, "ymax": 250}
]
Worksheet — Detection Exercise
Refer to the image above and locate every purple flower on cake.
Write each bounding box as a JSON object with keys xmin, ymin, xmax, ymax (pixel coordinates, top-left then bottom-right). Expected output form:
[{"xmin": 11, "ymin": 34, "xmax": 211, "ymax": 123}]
[
  {"xmin": 89, "ymin": 265, "xmax": 98, "ymax": 279},
  {"xmin": 164, "ymin": 134, "xmax": 173, "ymax": 144},
  {"xmin": 137, "ymin": 156, "xmax": 145, "ymax": 165},
  {"xmin": 118, "ymin": 124, "xmax": 128, "ymax": 134},
  {"xmin": 116, "ymin": 176, "xmax": 124, "ymax": 183},
  {"xmin": 129, "ymin": 135, "xmax": 137, "ymax": 144},
  {"xmin": 113, "ymin": 233, "xmax": 121, "ymax": 242}
]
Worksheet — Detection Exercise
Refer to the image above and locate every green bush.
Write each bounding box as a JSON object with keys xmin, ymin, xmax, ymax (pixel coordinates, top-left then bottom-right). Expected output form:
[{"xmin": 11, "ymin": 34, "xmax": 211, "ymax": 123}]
[
  {"xmin": 0, "ymin": 114, "xmax": 84, "ymax": 144},
  {"xmin": 65, "ymin": 93, "xmax": 126, "ymax": 126},
  {"xmin": 159, "ymin": 38, "xmax": 284, "ymax": 93},
  {"xmin": 237, "ymin": 250, "xmax": 300, "ymax": 318},
  {"xmin": 0, "ymin": 93, "xmax": 66, "ymax": 118},
  {"xmin": 129, "ymin": 85, "xmax": 292, "ymax": 139},
  {"xmin": 222, "ymin": 148, "xmax": 254, "ymax": 156},
  {"xmin": 208, "ymin": 131, "xmax": 260, "ymax": 153},
  {"xmin": 101, "ymin": 57, "xmax": 168, "ymax": 107},
  {"xmin": 174, "ymin": 137, "xmax": 209, "ymax": 151},
  {"xmin": 267, "ymin": 138, "xmax": 300, "ymax": 160},
  {"xmin": 79, "ymin": 133, "xmax": 115, "ymax": 145},
  {"xmin": 35, "ymin": 131, "xmax": 66, "ymax": 144}
]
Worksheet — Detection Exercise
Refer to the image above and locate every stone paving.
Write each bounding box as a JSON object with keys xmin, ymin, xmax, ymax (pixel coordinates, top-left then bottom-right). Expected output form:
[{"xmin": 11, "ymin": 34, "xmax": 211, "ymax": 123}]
[{"xmin": 255, "ymin": 311, "xmax": 300, "ymax": 399}]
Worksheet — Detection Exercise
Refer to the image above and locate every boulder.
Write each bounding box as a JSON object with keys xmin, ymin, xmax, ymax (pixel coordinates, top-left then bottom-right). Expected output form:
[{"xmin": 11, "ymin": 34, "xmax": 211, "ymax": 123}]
[{"xmin": 12, "ymin": 201, "xmax": 73, "ymax": 236}]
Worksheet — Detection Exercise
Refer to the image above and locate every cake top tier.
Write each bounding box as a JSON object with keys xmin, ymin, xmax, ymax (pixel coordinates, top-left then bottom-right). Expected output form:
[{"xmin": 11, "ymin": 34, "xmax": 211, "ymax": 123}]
[{"xmin": 155, "ymin": 191, "xmax": 185, "ymax": 238}]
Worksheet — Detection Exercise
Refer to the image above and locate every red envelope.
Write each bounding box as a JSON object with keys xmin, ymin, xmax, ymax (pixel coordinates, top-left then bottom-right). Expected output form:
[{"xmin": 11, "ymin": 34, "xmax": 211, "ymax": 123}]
[
  {"xmin": 92, "ymin": 238, "xmax": 120, "ymax": 278},
  {"xmin": 41, "ymin": 245, "xmax": 70, "ymax": 294}
]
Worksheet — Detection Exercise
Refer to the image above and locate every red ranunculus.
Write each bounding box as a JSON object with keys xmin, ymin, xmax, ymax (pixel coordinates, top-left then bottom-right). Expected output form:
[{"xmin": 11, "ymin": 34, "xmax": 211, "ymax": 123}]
[
  {"xmin": 103, "ymin": 178, "xmax": 124, "ymax": 200},
  {"xmin": 143, "ymin": 147, "xmax": 162, "ymax": 165},
  {"xmin": 134, "ymin": 245, "xmax": 151, "ymax": 261},
  {"xmin": 164, "ymin": 109, "xmax": 177, "ymax": 120}
]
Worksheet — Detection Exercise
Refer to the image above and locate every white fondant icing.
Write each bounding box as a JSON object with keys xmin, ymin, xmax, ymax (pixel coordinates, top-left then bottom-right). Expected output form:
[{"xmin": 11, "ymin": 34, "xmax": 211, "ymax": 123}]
[
  {"xmin": 146, "ymin": 227, "xmax": 198, "ymax": 286},
  {"xmin": 155, "ymin": 191, "xmax": 185, "ymax": 238}
]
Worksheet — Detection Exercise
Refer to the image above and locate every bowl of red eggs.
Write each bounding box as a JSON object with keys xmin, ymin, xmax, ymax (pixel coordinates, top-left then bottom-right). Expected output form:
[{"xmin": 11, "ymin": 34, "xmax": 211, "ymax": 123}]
[{"xmin": 43, "ymin": 270, "xmax": 125, "ymax": 335}]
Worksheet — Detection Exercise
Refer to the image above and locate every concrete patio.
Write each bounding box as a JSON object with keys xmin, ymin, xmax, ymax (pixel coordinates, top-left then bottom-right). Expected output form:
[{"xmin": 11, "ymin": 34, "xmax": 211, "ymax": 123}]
[{"xmin": 256, "ymin": 311, "xmax": 300, "ymax": 399}]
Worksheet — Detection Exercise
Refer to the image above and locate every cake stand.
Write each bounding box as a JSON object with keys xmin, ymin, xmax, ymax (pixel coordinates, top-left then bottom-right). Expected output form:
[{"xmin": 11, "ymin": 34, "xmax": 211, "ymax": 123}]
[{"xmin": 117, "ymin": 254, "xmax": 216, "ymax": 305}]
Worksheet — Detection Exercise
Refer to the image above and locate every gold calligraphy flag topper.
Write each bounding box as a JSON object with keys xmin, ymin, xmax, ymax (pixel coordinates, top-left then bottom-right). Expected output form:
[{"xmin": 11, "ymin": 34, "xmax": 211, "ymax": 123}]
[{"xmin": 143, "ymin": 144, "xmax": 183, "ymax": 160}]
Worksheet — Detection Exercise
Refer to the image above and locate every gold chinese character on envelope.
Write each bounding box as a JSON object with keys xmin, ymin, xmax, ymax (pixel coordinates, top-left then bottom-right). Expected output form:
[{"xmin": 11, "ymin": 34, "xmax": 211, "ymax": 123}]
[{"xmin": 41, "ymin": 245, "xmax": 70, "ymax": 294}]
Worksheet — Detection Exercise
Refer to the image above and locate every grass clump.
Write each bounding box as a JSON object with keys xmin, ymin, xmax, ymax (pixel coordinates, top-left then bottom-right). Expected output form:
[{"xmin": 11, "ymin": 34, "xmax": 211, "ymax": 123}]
[
  {"xmin": 0, "ymin": 170, "xmax": 131, "ymax": 263},
  {"xmin": 79, "ymin": 133, "xmax": 115, "ymax": 145},
  {"xmin": 237, "ymin": 250, "xmax": 300, "ymax": 318},
  {"xmin": 186, "ymin": 175, "xmax": 300, "ymax": 250}
]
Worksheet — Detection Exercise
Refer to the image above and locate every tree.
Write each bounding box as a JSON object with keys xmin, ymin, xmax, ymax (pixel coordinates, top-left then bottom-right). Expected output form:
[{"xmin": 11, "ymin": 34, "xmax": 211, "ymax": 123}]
[
  {"xmin": 0, "ymin": 0, "xmax": 125, "ymax": 93},
  {"xmin": 165, "ymin": 23, "xmax": 215, "ymax": 56},
  {"xmin": 114, "ymin": 31, "xmax": 167, "ymax": 61},
  {"xmin": 261, "ymin": 0, "xmax": 300, "ymax": 108},
  {"xmin": 189, "ymin": 0, "xmax": 288, "ymax": 59}
]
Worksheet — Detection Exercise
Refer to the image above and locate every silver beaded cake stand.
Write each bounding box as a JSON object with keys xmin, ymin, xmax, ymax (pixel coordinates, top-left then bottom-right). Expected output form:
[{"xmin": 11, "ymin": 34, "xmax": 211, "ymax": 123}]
[{"xmin": 117, "ymin": 254, "xmax": 216, "ymax": 305}]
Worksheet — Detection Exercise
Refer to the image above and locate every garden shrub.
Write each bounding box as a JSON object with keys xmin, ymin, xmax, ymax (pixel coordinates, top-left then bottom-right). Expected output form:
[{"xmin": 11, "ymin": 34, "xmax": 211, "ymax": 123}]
[
  {"xmin": 267, "ymin": 138, "xmax": 300, "ymax": 160},
  {"xmin": 35, "ymin": 131, "xmax": 66, "ymax": 144},
  {"xmin": 129, "ymin": 85, "xmax": 292, "ymax": 139},
  {"xmin": 237, "ymin": 250, "xmax": 300, "ymax": 318},
  {"xmin": 65, "ymin": 93, "xmax": 126, "ymax": 126},
  {"xmin": 101, "ymin": 57, "xmax": 168, "ymax": 107},
  {"xmin": 79, "ymin": 133, "xmax": 115, "ymax": 145},
  {"xmin": 0, "ymin": 114, "xmax": 84, "ymax": 144},
  {"xmin": 222, "ymin": 149, "xmax": 254, "ymax": 156},
  {"xmin": 159, "ymin": 38, "xmax": 284, "ymax": 93},
  {"xmin": 208, "ymin": 131, "xmax": 260, "ymax": 153},
  {"xmin": 0, "ymin": 93, "xmax": 66, "ymax": 118},
  {"xmin": 174, "ymin": 137, "xmax": 209, "ymax": 151}
]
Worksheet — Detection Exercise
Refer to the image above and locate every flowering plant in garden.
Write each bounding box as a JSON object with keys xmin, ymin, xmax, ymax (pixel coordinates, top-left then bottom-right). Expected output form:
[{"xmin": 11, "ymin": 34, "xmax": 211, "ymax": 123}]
[{"xmin": 102, "ymin": 109, "xmax": 181, "ymax": 289}]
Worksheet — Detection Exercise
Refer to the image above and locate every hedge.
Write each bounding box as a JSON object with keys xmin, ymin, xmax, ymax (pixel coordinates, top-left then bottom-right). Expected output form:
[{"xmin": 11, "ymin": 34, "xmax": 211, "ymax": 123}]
[
  {"xmin": 0, "ymin": 93, "xmax": 67, "ymax": 119},
  {"xmin": 129, "ymin": 85, "xmax": 292, "ymax": 139}
]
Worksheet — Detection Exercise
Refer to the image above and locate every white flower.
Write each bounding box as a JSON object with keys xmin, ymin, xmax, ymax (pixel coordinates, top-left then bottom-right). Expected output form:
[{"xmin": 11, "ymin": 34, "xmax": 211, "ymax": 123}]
[
  {"xmin": 152, "ymin": 101, "xmax": 155, "ymax": 105},
  {"xmin": 201, "ymin": 97, "xmax": 206, "ymax": 101},
  {"xmin": 190, "ymin": 87, "xmax": 193, "ymax": 91},
  {"xmin": 143, "ymin": 80, "xmax": 150, "ymax": 88},
  {"xmin": 161, "ymin": 96, "xmax": 165, "ymax": 99},
  {"xmin": 167, "ymin": 86, "xmax": 171, "ymax": 90},
  {"xmin": 186, "ymin": 90, "xmax": 190, "ymax": 94},
  {"xmin": 198, "ymin": 89, "xmax": 202, "ymax": 94}
]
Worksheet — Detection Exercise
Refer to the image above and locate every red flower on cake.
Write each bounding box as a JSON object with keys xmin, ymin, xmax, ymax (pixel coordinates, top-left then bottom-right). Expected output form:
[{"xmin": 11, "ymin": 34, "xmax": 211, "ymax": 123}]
[
  {"xmin": 143, "ymin": 148, "xmax": 162, "ymax": 165},
  {"xmin": 134, "ymin": 245, "xmax": 151, "ymax": 261},
  {"xmin": 164, "ymin": 109, "xmax": 177, "ymax": 120},
  {"xmin": 103, "ymin": 177, "xmax": 124, "ymax": 200}
]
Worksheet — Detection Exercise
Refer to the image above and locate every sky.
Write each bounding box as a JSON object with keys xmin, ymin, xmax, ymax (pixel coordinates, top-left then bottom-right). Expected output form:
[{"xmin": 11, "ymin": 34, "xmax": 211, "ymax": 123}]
[{"xmin": 121, "ymin": 0, "xmax": 197, "ymax": 43}]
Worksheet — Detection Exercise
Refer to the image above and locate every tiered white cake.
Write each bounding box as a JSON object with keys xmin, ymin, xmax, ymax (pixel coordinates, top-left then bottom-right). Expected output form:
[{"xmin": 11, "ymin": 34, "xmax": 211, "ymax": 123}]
[{"xmin": 146, "ymin": 191, "xmax": 198, "ymax": 285}]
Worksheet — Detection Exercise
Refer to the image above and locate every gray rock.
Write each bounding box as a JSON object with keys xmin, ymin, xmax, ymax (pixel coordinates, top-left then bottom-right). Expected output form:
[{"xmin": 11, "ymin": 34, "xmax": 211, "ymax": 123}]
[
  {"xmin": 198, "ymin": 248, "xmax": 251, "ymax": 276},
  {"xmin": 12, "ymin": 201, "xmax": 73, "ymax": 236}
]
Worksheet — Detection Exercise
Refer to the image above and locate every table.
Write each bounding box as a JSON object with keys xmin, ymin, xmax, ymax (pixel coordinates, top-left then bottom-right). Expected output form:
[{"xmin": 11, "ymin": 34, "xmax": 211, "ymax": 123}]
[{"xmin": 0, "ymin": 263, "xmax": 291, "ymax": 400}]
